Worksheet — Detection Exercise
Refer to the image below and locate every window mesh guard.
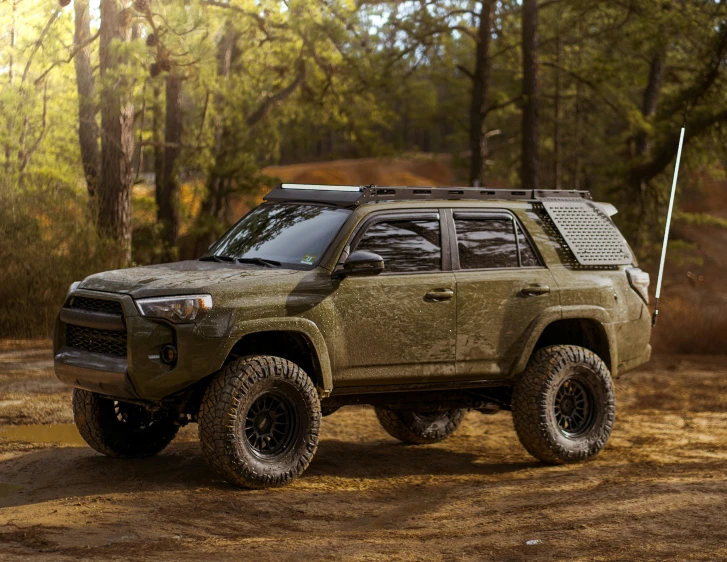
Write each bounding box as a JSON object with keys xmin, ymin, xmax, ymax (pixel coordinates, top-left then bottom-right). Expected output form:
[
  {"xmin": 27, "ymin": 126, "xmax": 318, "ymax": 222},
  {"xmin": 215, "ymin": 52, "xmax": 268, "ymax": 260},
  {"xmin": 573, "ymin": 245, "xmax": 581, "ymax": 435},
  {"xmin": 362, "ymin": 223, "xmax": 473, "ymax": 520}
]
[{"xmin": 541, "ymin": 201, "xmax": 632, "ymax": 266}]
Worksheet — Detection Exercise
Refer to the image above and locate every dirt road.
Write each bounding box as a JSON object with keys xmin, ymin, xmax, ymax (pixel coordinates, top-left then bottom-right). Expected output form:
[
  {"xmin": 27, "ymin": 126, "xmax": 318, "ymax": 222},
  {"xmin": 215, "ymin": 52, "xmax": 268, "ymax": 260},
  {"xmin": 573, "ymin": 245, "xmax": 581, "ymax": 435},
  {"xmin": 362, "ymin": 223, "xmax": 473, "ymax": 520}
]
[{"xmin": 2, "ymin": 341, "xmax": 727, "ymax": 561}]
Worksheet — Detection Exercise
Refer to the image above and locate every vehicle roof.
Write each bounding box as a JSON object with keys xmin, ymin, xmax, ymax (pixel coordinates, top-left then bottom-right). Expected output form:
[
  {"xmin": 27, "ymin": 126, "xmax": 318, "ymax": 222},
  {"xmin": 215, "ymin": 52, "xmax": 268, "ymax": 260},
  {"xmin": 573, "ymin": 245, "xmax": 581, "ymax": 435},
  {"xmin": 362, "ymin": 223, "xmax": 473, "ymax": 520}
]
[{"xmin": 263, "ymin": 183, "xmax": 593, "ymax": 208}]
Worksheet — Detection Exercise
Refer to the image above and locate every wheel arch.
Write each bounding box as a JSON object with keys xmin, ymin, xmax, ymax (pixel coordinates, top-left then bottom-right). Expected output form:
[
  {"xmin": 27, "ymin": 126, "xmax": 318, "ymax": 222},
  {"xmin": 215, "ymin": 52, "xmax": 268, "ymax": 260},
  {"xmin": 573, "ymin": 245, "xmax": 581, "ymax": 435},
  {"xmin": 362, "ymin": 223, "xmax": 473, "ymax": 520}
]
[
  {"xmin": 513, "ymin": 306, "xmax": 618, "ymax": 377},
  {"xmin": 226, "ymin": 318, "xmax": 333, "ymax": 393}
]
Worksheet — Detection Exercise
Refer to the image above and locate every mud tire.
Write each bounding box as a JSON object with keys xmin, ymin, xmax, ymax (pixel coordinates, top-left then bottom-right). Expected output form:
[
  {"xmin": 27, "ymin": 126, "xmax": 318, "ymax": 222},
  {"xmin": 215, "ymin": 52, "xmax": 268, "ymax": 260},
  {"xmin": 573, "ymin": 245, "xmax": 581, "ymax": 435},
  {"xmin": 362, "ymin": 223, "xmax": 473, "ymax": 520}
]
[
  {"xmin": 198, "ymin": 356, "xmax": 320, "ymax": 489},
  {"xmin": 72, "ymin": 389, "xmax": 178, "ymax": 458},
  {"xmin": 375, "ymin": 407, "xmax": 467, "ymax": 444},
  {"xmin": 512, "ymin": 345, "xmax": 615, "ymax": 464}
]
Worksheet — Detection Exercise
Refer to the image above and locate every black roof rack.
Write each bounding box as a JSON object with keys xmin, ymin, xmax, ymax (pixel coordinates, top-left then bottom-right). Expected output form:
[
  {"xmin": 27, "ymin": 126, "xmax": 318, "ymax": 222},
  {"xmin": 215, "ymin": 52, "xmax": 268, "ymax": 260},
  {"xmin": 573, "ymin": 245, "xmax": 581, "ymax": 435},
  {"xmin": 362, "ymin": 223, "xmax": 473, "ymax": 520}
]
[{"xmin": 263, "ymin": 183, "xmax": 593, "ymax": 207}]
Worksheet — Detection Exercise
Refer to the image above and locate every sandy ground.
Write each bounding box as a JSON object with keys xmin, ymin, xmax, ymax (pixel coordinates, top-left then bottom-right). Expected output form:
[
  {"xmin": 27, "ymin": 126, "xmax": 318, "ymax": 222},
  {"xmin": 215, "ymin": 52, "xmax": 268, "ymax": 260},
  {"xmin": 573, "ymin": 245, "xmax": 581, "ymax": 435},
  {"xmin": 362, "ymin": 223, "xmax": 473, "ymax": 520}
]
[{"xmin": 1, "ymin": 341, "xmax": 727, "ymax": 561}]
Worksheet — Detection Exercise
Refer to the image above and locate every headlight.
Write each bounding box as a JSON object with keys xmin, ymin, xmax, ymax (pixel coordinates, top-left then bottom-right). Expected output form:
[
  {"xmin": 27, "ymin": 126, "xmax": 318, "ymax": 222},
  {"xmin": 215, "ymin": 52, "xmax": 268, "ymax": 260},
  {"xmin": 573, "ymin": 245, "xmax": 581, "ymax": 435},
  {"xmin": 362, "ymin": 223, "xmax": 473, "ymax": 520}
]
[
  {"xmin": 135, "ymin": 295, "xmax": 213, "ymax": 323},
  {"xmin": 66, "ymin": 281, "xmax": 81, "ymax": 299},
  {"xmin": 626, "ymin": 268, "xmax": 650, "ymax": 304}
]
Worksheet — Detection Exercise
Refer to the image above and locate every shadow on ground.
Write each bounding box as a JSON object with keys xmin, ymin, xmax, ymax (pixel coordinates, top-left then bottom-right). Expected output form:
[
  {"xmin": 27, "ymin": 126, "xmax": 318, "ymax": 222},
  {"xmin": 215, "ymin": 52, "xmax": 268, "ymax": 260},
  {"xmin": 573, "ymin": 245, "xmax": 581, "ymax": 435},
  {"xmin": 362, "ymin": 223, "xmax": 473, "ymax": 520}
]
[{"xmin": 0, "ymin": 436, "xmax": 540, "ymax": 509}]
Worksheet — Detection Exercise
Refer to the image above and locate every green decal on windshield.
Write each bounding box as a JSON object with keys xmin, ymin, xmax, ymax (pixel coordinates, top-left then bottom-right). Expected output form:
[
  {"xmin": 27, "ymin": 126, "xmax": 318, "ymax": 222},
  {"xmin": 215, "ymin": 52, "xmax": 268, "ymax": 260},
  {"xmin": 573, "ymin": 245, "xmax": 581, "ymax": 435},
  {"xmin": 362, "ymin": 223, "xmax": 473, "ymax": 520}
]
[{"xmin": 301, "ymin": 254, "xmax": 317, "ymax": 265}]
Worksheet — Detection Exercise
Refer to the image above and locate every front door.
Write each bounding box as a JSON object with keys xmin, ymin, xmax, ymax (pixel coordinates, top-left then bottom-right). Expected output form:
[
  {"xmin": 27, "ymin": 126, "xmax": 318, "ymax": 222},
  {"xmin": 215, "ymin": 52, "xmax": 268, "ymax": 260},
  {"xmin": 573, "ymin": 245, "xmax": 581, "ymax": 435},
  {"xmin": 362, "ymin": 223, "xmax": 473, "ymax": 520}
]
[
  {"xmin": 332, "ymin": 212, "xmax": 457, "ymax": 387},
  {"xmin": 452, "ymin": 211, "xmax": 559, "ymax": 379}
]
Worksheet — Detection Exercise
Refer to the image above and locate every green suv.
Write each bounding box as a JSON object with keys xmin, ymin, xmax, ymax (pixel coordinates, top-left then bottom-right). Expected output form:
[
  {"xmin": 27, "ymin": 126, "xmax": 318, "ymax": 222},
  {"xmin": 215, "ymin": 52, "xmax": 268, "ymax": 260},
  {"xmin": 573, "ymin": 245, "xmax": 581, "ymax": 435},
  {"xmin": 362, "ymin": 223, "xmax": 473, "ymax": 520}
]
[{"xmin": 54, "ymin": 184, "xmax": 652, "ymax": 488}]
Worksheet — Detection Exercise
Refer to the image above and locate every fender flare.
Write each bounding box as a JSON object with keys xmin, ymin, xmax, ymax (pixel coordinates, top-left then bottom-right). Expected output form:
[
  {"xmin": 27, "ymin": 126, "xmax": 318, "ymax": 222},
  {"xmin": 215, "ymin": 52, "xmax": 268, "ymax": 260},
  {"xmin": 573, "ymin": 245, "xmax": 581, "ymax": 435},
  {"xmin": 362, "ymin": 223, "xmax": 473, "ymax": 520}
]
[
  {"xmin": 512, "ymin": 305, "xmax": 619, "ymax": 377},
  {"xmin": 228, "ymin": 317, "xmax": 334, "ymax": 392}
]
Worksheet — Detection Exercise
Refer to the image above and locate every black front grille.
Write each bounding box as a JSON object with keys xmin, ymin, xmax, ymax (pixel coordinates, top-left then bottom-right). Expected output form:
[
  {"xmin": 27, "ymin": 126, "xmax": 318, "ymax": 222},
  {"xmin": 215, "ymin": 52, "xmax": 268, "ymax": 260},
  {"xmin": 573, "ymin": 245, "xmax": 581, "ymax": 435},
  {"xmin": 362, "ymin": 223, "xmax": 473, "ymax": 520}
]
[
  {"xmin": 70, "ymin": 297, "xmax": 123, "ymax": 316},
  {"xmin": 66, "ymin": 324, "xmax": 127, "ymax": 357}
]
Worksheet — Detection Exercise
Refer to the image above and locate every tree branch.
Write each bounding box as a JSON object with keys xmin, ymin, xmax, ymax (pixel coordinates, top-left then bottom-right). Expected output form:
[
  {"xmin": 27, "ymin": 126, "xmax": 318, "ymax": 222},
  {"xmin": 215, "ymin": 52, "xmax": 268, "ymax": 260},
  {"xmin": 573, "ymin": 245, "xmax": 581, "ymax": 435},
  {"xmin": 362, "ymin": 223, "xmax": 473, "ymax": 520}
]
[
  {"xmin": 630, "ymin": 108, "xmax": 727, "ymax": 185},
  {"xmin": 456, "ymin": 64, "xmax": 474, "ymax": 81},
  {"xmin": 19, "ymin": 81, "xmax": 49, "ymax": 175},
  {"xmin": 486, "ymin": 95, "xmax": 523, "ymax": 115},
  {"xmin": 22, "ymin": 8, "xmax": 61, "ymax": 84},
  {"xmin": 656, "ymin": 23, "xmax": 727, "ymax": 121},
  {"xmin": 201, "ymin": 0, "xmax": 287, "ymax": 30},
  {"xmin": 542, "ymin": 61, "xmax": 626, "ymax": 120},
  {"xmin": 245, "ymin": 71, "xmax": 305, "ymax": 128},
  {"xmin": 34, "ymin": 30, "xmax": 100, "ymax": 86}
]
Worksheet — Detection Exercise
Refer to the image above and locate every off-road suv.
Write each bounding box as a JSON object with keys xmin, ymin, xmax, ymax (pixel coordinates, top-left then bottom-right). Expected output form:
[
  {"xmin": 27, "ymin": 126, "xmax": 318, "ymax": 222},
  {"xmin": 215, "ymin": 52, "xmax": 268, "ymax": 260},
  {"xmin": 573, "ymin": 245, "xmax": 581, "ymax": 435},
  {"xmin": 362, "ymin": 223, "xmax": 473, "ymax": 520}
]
[{"xmin": 54, "ymin": 184, "xmax": 652, "ymax": 488}]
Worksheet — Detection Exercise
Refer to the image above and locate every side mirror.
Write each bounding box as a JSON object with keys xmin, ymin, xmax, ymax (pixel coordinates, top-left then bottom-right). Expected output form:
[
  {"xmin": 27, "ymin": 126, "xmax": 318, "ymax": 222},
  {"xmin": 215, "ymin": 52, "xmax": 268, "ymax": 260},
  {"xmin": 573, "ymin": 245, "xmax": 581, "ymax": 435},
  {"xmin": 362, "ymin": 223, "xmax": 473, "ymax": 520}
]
[{"xmin": 334, "ymin": 251, "xmax": 385, "ymax": 278}]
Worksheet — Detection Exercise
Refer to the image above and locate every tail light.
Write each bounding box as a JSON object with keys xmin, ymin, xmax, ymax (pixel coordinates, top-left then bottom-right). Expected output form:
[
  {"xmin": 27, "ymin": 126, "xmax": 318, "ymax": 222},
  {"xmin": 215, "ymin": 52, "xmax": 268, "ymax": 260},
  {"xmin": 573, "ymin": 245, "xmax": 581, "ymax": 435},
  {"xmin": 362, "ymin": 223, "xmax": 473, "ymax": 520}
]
[{"xmin": 626, "ymin": 268, "xmax": 650, "ymax": 304}]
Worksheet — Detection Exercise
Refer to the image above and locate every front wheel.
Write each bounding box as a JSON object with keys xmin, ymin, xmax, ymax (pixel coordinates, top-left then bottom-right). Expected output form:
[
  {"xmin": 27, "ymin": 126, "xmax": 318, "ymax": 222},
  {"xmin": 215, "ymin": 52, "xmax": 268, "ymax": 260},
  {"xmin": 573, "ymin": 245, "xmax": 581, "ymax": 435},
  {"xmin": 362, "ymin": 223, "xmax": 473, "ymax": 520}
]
[
  {"xmin": 72, "ymin": 389, "xmax": 179, "ymax": 458},
  {"xmin": 198, "ymin": 356, "xmax": 321, "ymax": 489},
  {"xmin": 512, "ymin": 345, "xmax": 615, "ymax": 464},
  {"xmin": 375, "ymin": 407, "xmax": 467, "ymax": 444}
]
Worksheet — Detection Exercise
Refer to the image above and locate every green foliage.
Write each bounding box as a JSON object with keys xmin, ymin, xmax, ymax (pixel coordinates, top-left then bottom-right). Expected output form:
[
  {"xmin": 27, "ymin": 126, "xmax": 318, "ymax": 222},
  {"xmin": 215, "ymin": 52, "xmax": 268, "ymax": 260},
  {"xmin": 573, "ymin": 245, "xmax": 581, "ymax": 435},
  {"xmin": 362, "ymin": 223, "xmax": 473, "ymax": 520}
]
[
  {"xmin": 674, "ymin": 211, "xmax": 727, "ymax": 230},
  {"xmin": 2, "ymin": 0, "xmax": 727, "ymax": 338}
]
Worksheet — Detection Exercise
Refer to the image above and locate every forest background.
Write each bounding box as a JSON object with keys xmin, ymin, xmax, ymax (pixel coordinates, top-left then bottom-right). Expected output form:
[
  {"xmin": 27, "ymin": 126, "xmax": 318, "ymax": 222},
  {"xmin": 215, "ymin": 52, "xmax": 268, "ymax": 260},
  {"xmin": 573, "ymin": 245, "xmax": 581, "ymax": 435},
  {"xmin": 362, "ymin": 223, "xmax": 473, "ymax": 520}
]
[{"xmin": 1, "ymin": 0, "xmax": 726, "ymax": 353}]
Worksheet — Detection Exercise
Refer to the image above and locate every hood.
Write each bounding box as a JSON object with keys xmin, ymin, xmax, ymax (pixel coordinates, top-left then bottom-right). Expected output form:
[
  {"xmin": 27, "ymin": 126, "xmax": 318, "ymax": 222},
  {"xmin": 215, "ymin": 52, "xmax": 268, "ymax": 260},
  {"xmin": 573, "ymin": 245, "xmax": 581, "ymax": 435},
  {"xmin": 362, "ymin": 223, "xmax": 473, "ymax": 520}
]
[{"xmin": 79, "ymin": 260, "xmax": 302, "ymax": 298}]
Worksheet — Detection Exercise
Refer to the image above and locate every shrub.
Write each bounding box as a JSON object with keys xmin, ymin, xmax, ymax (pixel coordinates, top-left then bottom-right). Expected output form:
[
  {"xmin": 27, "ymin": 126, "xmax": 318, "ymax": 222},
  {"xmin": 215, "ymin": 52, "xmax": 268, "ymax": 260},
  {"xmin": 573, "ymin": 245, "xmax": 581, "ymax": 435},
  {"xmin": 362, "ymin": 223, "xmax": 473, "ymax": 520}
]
[
  {"xmin": 651, "ymin": 287, "xmax": 727, "ymax": 355},
  {"xmin": 0, "ymin": 179, "xmax": 124, "ymax": 338}
]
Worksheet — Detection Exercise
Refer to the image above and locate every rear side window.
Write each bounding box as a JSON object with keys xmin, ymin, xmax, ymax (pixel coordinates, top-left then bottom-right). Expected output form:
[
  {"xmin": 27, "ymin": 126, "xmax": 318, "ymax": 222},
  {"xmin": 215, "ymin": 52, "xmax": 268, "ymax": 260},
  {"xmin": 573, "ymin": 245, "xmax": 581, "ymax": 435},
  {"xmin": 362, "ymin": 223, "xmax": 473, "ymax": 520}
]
[
  {"xmin": 354, "ymin": 218, "xmax": 441, "ymax": 273},
  {"xmin": 455, "ymin": 219, "xmax": 517, "ymax": 269},
  {"xmin": 455, "ymin": 216, "xmax": 541, "ymax": 269},
  {"xmin": 517, "ymin": 224, "xmax": 540, "ymax": 267}
]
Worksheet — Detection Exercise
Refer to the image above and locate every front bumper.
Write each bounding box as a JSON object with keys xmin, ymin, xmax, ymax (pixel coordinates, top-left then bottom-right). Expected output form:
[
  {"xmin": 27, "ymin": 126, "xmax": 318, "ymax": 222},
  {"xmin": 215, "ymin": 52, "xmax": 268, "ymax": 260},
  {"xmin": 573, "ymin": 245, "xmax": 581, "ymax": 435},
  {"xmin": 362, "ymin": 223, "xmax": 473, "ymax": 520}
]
[
  {"xmin": 54, "ymin": 289, "xmax": 233, "ymax": 401},
  {"xmin": 55, "ymin": 347, "xmax": 136, "ymax": 398}
]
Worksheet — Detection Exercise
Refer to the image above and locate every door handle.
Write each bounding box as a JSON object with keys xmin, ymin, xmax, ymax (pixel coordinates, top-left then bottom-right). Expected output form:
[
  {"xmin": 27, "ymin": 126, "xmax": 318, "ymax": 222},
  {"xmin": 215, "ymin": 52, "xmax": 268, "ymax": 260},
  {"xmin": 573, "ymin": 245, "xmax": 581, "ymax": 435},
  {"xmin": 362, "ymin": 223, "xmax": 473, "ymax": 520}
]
[
  {"xmin": 521, "ymin": 283, "xmax": 550, "ymax": 297},
  {"xmin": 424, "ymin": 288, "xmax": 454, "ymax": 302}
]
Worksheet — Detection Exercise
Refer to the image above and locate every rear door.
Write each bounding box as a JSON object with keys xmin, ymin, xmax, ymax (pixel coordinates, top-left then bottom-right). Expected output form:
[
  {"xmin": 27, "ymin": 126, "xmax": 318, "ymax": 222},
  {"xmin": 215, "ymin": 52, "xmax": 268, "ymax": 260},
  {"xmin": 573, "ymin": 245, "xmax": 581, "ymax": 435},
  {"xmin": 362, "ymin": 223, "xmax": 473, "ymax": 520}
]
[
  {"xmin": 331, "ymin": 211, "xmax": 457, "ymax": 387},
  {"xmin": 450, "ymin": 210, "xmax": 559, "ymax": 379}
]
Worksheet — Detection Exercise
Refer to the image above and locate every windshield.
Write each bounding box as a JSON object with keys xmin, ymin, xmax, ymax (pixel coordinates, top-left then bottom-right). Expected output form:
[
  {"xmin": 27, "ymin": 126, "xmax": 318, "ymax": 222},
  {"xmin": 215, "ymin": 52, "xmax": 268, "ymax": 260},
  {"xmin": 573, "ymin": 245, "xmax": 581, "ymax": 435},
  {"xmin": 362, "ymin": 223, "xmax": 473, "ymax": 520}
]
[{"xmin": 205, "ymin": 203, "xmax": 352, "ymax": 268}]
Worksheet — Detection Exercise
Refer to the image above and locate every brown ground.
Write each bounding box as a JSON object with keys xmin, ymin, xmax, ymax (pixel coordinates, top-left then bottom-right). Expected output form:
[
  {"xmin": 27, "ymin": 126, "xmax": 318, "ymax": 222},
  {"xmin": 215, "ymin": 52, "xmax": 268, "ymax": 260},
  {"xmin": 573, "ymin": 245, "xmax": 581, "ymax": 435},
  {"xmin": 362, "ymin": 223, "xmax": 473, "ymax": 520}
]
[{"xmin": 2, "ymin": 341, "xmax": 727, "ymax": 561}]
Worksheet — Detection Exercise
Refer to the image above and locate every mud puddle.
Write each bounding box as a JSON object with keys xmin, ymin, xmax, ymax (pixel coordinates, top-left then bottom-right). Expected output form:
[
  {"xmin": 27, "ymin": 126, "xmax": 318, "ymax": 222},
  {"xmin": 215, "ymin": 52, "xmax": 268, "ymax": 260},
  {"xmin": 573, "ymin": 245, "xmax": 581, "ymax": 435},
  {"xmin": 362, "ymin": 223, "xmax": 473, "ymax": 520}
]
[
  {"xmin": 0, "ymin": 482, "xmax": 22, "ymax": 498},
  {"xmin": 0, "ymin": 423, "xmax": 85, "ymax": 446}
]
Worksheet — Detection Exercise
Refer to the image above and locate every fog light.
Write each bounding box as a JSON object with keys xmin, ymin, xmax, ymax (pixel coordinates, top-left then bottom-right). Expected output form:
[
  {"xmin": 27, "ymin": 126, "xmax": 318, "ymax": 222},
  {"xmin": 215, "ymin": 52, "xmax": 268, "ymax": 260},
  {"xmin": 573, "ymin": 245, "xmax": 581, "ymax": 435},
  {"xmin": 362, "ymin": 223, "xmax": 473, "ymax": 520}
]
[{"xmin": 161, "ymin": 344, "xmax": 177, "ymax": 365}]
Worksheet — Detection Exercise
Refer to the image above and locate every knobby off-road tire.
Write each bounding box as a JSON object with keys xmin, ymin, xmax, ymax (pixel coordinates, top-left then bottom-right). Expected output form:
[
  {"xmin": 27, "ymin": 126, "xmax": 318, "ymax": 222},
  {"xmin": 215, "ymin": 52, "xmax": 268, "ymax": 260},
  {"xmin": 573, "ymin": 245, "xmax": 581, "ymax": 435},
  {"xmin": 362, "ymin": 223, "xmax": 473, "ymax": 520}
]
[
  {"xmin": 198, "ymin": 356, "xmax": 321, "ymax": 489},
  {"xmin": 512, "ymin": 345, "xmax": 615, "ymax": 464},
  {"xmin": 375, "ymin": 407, "xmax": 467, "ymax": 444},
  {"xmin": 72, "ymin": 389, "xmax": 179, "ymax": 458}
]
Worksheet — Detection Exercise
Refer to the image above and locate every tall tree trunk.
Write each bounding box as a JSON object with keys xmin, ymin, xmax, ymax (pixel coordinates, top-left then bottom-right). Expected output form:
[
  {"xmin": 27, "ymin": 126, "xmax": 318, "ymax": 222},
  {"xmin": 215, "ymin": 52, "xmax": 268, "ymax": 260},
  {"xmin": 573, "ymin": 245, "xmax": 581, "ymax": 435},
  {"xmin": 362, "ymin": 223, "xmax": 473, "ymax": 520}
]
[
  {"xmin": 634, "ymin": 50, "xmax": 665, "ymax": 160},
  {"xmin": 573, "ymin": 79, "xmax": 583, "ymax": 190},
  {"xmin": 158, "ymin": 74, "xmax": 183, "ymax": 261},
  {"xmin": 73, "ymin": 0, "xmax": 100, "ymax": 203},
  {"xmin": 153, "ymin": 83, "xmax": 164, "ymax": 216},
  {"xmin": 99, "ymin": 0, "xmax": 134, "ymax": 263},
  {"xmin": 194, "ymin": 26, "xmax": 239, "ymax": 256},
  {"xmin": 521, "ymin": 0, "xmax": 539, "ymax": 190},
  {"xmin": 552, "ymin": 32, "xmax": 562, "ymax": 190},
  {"xmin": 573, "ymin": 29, "xmax": 583, "ymax": 191},
  {"xmin": 469, "ymin": 0, "xmax": 493, "ymax": 187},
  {"xmin": 630, "ymin": 49, "xmax": 665, "ymax": 251},
  {"xmin": 5, "ymin": 1, "xmax": 17, "ymax": 173}
]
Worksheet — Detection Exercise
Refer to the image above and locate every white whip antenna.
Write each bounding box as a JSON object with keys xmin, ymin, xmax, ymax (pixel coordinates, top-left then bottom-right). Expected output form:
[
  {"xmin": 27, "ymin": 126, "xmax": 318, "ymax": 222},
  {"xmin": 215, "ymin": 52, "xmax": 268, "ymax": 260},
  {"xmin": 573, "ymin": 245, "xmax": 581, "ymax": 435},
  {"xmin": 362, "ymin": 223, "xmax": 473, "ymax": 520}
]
[{"xmin": 652, "ymin": 106, "xmax": 688, "ymax": 327}]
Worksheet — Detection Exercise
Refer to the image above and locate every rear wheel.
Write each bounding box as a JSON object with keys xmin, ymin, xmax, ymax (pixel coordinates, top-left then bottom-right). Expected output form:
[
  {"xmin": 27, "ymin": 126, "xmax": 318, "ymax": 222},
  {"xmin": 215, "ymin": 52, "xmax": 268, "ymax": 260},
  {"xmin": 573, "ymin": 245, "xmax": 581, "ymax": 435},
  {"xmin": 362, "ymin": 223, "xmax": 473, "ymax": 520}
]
[
  {"xmin": 198, "ymin": 356, "xmax": 320, "ymax": 489},
  {"xmin": 72, "ymin": 389, "xmax": 178, "ymax": 458},
  {"xmin": 512, "ymin": 345, "xmax": 615, "ymax": 464},
  {"xmin": 375, "ymin": 407, "xmax": 467, "ymax": 444}
]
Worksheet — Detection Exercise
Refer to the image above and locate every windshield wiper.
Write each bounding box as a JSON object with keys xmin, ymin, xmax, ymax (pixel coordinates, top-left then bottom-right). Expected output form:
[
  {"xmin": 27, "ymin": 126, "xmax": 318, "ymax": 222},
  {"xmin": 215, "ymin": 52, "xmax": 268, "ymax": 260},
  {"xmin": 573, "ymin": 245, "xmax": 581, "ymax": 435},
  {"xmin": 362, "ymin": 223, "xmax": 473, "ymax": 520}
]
[
  {"xmin": 199, "ymin": 254, "xmax": 235, "ymax": 263},
  {"xmin": 236, "ymin": 257, "xmax": 282, "ymax": 268}
]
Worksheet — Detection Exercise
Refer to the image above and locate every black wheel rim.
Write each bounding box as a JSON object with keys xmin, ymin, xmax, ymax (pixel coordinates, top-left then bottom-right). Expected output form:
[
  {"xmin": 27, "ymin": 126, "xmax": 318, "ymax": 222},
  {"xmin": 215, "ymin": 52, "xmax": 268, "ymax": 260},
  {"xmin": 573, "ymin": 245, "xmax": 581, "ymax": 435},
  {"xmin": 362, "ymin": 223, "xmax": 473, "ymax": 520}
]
[
  {"xmin": 554, "ymin": 376, "xmax": 595, "ymax": 437},
  {"xmin": 244, "ymin": 391, "xmax": 297, "ymax": 459}
]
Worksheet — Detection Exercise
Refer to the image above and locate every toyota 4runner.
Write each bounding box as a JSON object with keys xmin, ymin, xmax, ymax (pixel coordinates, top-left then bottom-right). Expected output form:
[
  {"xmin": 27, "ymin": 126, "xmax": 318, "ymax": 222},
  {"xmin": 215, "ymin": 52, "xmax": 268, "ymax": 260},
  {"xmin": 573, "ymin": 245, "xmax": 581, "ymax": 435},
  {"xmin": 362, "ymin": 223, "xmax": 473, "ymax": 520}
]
[{"xmin": 55, "ymin": 184, "xmax": 652, "ymax": 488}]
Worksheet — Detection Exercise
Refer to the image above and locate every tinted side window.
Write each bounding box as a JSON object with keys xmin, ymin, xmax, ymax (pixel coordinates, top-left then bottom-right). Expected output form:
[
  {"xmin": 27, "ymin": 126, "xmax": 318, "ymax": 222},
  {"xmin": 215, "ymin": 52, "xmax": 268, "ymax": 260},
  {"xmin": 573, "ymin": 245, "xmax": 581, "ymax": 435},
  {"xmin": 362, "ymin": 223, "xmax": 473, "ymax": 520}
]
[
  {"xmin": 517, "ymin": 223, "xmax": 541, "ymax": 266},
  {"xmin": 355, "ymin": 219, "xmax": 441, "ymax": 273},
  {"xmin": 455, "ymin": 219, "xmax": 518, "ymax": 269}
]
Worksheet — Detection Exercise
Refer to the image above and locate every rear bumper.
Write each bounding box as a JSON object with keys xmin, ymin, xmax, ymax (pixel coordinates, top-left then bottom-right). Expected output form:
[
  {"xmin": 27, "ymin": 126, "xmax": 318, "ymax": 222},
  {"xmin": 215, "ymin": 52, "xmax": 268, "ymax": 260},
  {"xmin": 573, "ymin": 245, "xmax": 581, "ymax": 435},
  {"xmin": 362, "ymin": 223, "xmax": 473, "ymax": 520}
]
[{"xmin": 618, "ymin": 343, "xmax": 652, "ymax": 375}]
